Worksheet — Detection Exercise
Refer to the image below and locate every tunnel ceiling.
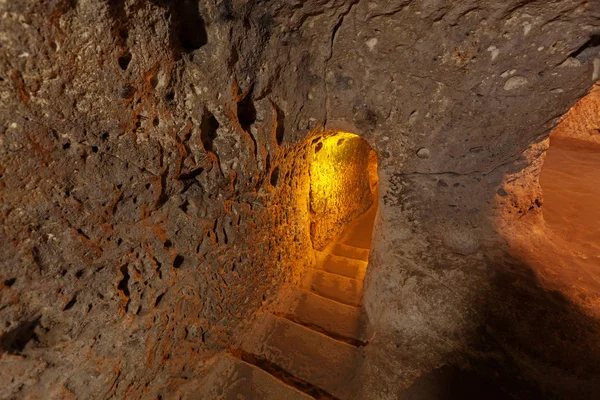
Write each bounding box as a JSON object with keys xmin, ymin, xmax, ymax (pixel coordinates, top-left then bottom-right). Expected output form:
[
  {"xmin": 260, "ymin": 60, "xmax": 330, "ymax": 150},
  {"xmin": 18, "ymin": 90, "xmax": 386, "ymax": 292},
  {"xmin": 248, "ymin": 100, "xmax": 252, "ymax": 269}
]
[{"xmin": 1, "ymin": 0, "xmax": 600, "ymax": 399}]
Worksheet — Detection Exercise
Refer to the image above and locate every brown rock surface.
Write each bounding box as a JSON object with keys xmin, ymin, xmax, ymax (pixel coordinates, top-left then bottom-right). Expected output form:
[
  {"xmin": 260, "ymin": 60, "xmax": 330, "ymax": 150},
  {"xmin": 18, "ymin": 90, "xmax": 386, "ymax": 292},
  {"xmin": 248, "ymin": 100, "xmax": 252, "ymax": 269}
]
[{"xmin": 1, "ymin": 0, "xmax": 600, "ymax": 399}]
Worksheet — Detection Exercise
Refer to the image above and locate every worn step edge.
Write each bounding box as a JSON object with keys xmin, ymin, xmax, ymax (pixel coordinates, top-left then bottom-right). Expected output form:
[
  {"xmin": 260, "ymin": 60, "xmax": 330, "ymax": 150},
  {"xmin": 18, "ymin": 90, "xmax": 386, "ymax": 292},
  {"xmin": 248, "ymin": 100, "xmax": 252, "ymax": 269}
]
[
  {"xmin": 194, "ymin": 354, "xmax": 313, "ymax": 400},
  {"xmin": 273, "ymin": 311, "xmax": 367, "ymax": 347},
  {"xmin": 275, "ymin": 286, "xmax": 365, "ymax": 343},
  {"xmin": 230, "ymin": 349, "xmax": 341, "ymax": 400},
  {"xmin": 330, "ymin": 243, "xmax": 370, "ymax": 261},
  {"xmin": 314, "ymin": 251, "xmax": 368, "ymax": 280},
  {"xmin": 301, "ymin": 269, "xmax": 363, "ymax": 306},
  {"xmin": 242, "ymin": 313, "xmax": 360, "ymax": 399}
]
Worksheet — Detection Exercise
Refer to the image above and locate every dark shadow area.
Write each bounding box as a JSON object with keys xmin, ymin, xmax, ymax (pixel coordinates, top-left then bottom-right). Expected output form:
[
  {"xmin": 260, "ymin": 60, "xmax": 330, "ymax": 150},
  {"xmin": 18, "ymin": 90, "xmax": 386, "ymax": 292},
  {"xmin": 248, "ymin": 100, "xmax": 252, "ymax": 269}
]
[
  {"xmin": 151, "ymin": 0, "xmax": 207, "ymax": 57},
  {"xmin": 393, "ymin": 223, "xmax": 600, "ymax": 398},
  {"xmin": 118, "ymin": 50, "xmax": 132, "ymax": 70},
  {"xmin": 572, "ymin": 34, "xmax": 600, "ymax": 62},
  {"xmin": 477, "ymin": 252, "xmax": 600, "ymax": 398},
  {"xmin": 200, "ymin": 108, "xmax": 219, "ymax": 153},
  {"xmin": 237, "ymin": 93, "xmax": 257, "ymax": 133},
  {"xmin": 389, "ymin": 126, "xmax": 600, "ymax": 399},
  {"xmin": 0, "ymin": 317, "xmax": 40, "ymax": 354},
  {"xmin": 400, "ymin": 366, "xmax": 521, "ymax": 400},
  {"xmin": 273, "ymin": 102, "xmax": 285, "ymax": 145}
]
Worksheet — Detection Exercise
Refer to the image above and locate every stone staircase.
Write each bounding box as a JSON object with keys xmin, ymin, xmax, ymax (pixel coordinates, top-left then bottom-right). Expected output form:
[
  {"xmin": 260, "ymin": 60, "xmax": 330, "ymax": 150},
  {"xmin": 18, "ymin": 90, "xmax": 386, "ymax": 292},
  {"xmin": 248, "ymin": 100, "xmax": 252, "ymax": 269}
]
[{"xmin": 196, "ymin": 204, "xmax": 377, "ymax": 399}]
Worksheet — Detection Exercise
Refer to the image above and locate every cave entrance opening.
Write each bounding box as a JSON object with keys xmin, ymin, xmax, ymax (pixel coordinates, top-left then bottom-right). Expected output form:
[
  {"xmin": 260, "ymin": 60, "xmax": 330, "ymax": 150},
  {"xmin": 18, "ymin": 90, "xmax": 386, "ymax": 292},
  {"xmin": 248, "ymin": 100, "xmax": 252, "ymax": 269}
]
[
  {"xmin": 301, "ymin": 131, "xmax": 378, "ymax": 306},
  {"xmin": 308, "ymin": 131, "xmax": 379, "ymax": 252},
  {"xmin": 539, "ymin": 86, "xmax": 600, "ymax": 288}
]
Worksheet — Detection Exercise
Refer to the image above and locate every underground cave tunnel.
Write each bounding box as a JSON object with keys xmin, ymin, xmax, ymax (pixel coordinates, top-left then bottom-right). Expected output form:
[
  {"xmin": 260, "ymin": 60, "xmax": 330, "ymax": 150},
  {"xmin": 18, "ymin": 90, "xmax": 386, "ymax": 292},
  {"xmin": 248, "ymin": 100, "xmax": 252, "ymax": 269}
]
[
  {"xmin": 537, "ymin": 84, "xmax": 600, "ymax": 302},
  {"xmin": 308, "ymin": 132, "xmax": 379, "ymax": 252},
  {"xmin": 2, "ymin": 1, "xmax": 600, "ymax": 399},
  {"xmin": 198, "ymin": 131, "xmax": 381, "ymax": 399}
]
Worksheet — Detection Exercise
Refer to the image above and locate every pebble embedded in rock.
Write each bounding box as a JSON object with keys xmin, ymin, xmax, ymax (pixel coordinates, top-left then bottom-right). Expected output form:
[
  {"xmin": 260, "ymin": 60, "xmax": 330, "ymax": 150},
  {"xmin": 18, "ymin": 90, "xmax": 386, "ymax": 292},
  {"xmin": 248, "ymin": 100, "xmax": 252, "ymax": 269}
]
[
  {"xmin": 504, "ymin": 76, "xmax": 529, "ymax": 91},
  {"xmin": 416, "ymin": 148, "xmax": 431, "ymax": 159}
]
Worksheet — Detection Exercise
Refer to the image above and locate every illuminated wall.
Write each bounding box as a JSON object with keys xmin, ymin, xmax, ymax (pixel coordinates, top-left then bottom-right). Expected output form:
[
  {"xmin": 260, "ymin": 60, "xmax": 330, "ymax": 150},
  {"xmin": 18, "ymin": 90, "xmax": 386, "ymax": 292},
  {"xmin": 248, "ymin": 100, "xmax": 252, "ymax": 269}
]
[{"xmin": 309, "ymin": 132, "xmax": 375, "ymax": 250}]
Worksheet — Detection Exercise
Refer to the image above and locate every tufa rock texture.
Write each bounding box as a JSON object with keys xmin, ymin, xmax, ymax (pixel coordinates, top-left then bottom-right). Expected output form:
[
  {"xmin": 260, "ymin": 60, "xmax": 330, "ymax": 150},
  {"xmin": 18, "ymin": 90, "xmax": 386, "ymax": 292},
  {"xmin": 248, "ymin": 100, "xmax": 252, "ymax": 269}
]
[
  {"xmin": 309, "ymin": 133, "xmax": 374, "ymax": 250},
  {"xmin": 1, "ymin": 0, "xmax": 600, "ymax": 399}
]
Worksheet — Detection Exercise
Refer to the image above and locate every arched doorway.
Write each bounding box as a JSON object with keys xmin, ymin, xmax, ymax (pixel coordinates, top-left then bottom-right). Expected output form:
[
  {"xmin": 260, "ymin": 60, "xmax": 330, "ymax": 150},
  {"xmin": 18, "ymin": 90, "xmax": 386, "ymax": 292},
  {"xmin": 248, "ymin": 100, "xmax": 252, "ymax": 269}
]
[
  {"xmin": 201, "ymin": 131, "xmax": 381, "ymax": 399},
  {"xmin": 300, "ymin": 131, "xmax": 379, "ymax": 308},
  {"xmin": 308, "ymin": 131, "xmax": 379, "ymax": 252}
]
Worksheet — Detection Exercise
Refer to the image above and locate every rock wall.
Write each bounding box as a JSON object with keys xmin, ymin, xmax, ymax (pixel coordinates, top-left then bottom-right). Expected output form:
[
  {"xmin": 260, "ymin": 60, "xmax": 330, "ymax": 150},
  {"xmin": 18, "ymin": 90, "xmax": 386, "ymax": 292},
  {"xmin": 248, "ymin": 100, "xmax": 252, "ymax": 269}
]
[
  {"xmin": 550, "ymin": 83, "xmax": 600, "ymax": 147},
  {"xmin": 309, "ymin": 132, "xmax": 374, "ymax": 250},
  {"xmin": 1, "ymin": 0, "xmax": 600, "ymax": 398},
  {"xmin": 0, "ymin": 1, "xmax": 316, "ymax": 397}
]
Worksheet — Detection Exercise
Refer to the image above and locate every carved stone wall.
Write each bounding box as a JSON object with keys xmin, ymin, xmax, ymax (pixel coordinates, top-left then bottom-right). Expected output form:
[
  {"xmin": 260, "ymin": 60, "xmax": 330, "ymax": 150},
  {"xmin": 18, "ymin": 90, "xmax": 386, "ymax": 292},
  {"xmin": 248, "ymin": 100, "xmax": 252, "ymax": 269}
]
[{"xmin": 1, "ymin": 0, "xmax": 600, "ymax": 398}]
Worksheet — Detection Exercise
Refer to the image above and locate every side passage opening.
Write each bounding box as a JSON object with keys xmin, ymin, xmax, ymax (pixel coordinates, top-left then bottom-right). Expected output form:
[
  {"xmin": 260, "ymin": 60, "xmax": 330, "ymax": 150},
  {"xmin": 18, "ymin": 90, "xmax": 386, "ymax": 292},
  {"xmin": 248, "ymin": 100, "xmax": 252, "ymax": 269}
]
[
  {"xmin": 539, "ymin": 85, "xmax": 600, "ymax": 282},
  {"xmin": 309, "ymin": 131, "xmax": 379, "ymax": 252},
  {"xmin": 302, "ymin": 130, "xmax": 379, "ymax": 309},
  {"xmin": 219, "ymin": 131, "xmax": 380, "ymax": 399}
]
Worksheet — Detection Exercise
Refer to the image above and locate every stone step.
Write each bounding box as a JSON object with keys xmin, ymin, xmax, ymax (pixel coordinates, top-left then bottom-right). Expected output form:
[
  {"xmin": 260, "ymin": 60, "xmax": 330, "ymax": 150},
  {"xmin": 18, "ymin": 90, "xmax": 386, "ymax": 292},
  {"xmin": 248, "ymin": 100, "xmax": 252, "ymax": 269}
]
[
  {"xmin": 277, "ymin": 286, "xmax": 366, "ymax": 343},
  {"xmin": 193, "ymin": 354, "xmax": 312, "ymax": 400},
  {"xmin": 315, "ymin": 251, "xmax": 368, "ymax": 280},
  {"xmin": 301, "ymin": 268, "xmax": 363, "ymax": 307},
  {"xmin": 242, "ymin": 313, "xmax": 360, "ymax": 399},
  {"xmin": 330, "ymin": 242, "xmax": 370, "ymax": 262}
]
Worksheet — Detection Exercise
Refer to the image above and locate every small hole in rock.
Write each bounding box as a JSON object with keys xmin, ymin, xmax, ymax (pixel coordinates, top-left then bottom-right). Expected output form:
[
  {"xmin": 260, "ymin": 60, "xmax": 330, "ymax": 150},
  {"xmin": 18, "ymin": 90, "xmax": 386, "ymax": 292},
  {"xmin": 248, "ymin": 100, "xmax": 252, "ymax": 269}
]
[
  {"xmin": 119, "ymin": 28, "xmax": 129, "ymax": 40},
  {"xmin": 153, "ymin": 117, "xmax": 159, "ymax": 127},
  {"xmin": 4, "ymin": 278, "xmax": 16, "ymax": 287},
  {"xmin": 200, "ymin": 108, "xmax": 219, "ymax": 152},
  {"xmin": 117, "ymin": 265, "xmax": 130, "ymax": 297},
  {"xmin": 238, "ymin": 94, "xmax": 256, "ymax": 132},
  {"xmin": 270, "ymin": 167, "xmax": 280, "ymax": 187},
  {"xmin": 91, "ymin": 146, "xmax": 98, "ymax": 153},
  {"xmin": 180, "ymin": 200, "xmax": 189, "ymax": 213},
  {"xmin": 155, "ymin": 293, "xmax": 165, "ymax": 307},
  {"xmin": 118, "ymin": 51, "xmax": 132, "ymax": 71},
  {"xmin": 149, "ymin": 75, "xmax": 158, "ymax": 89},
  {"xmin": 273, "ymin": 103, "xmax": 285, "ymax": 145},
  {"xmin": 63, "ymin": 295, "xmax": 77, "ymax": 311},
  {"xmin": 173, "ymin": 254, "xmax": 184, "ymax": 269},
  {"xmin": 62, "ymin": 142, "xmax": 70, "ymax": 150}
]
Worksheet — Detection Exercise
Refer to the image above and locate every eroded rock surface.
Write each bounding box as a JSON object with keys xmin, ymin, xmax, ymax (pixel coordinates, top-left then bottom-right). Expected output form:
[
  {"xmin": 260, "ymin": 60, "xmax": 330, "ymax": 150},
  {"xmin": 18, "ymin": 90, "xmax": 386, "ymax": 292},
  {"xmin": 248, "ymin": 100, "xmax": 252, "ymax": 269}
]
[{"xmin": 1, "ymin": 0, "xmax": 600, "ymax": 399}]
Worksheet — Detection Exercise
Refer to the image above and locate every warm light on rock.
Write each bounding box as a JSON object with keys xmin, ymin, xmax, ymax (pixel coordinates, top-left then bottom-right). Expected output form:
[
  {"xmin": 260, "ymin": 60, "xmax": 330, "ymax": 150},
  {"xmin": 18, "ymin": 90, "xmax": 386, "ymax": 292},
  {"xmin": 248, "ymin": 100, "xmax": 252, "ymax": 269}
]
[
  {"xmin": 308, "ymin": 131, "xmax": 377, "ymax": 249},
  {"xmin": 1, "ymin": 1, "xmax": 600, "ymax": 399}
]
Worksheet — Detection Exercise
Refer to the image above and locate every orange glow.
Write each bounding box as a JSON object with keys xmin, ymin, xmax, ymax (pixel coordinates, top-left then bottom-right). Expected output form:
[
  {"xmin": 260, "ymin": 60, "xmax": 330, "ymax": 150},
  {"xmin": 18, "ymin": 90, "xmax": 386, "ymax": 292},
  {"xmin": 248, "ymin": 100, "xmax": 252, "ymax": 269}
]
[{"xmin": 308, "ymin": 131, "xmax": 377, "ymax": 249}]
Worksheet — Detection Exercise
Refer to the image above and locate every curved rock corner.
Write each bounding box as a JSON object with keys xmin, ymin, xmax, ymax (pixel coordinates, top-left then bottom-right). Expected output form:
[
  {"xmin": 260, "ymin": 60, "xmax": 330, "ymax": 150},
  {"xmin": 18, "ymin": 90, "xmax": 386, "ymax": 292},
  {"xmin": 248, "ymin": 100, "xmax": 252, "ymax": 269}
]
[{"xmin": 1, "ymin": 1, "xmax": 600, "ymax": 399}]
